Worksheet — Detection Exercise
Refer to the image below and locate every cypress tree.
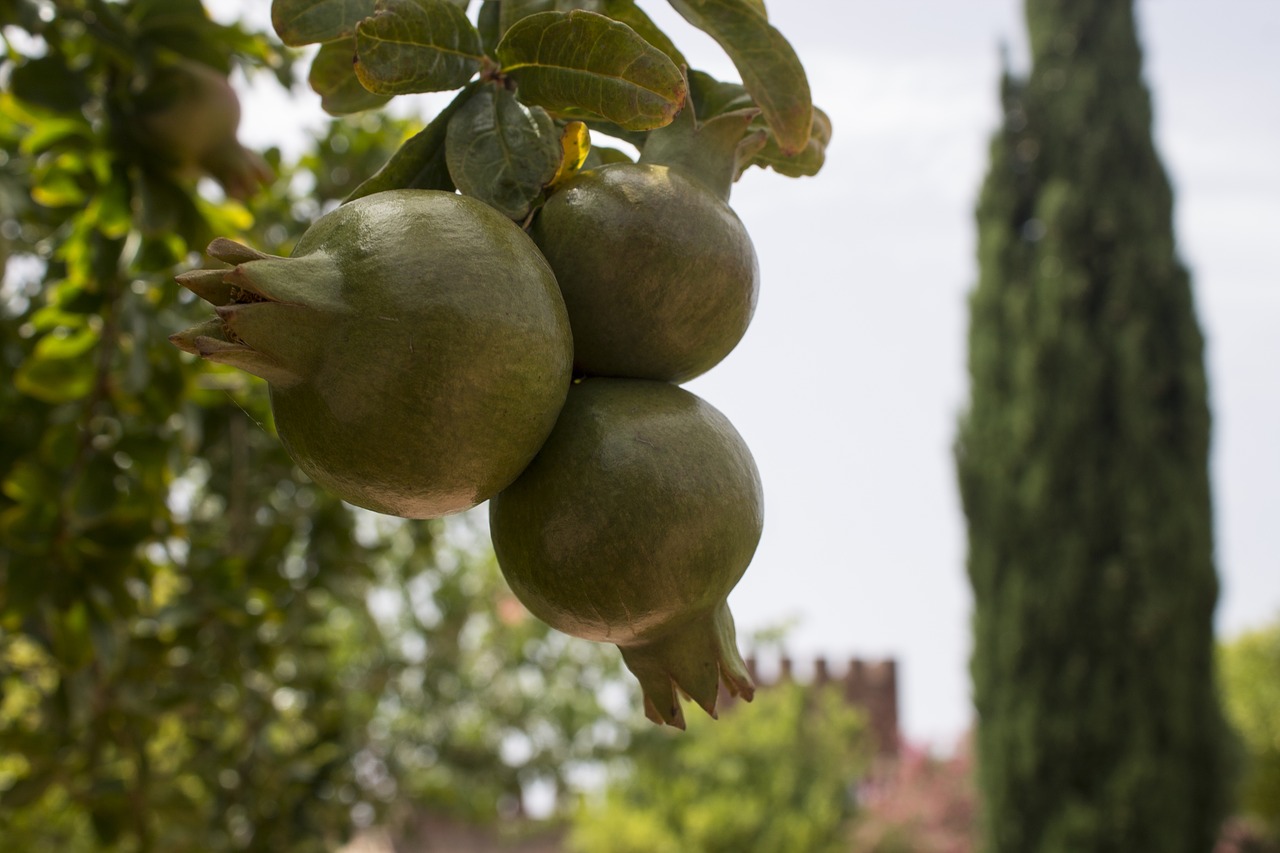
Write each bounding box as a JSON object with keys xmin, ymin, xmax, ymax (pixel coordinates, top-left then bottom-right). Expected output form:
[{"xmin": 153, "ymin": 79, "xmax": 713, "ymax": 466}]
[{"xmin": 956, "ymin": 1, "xmax": 1231, "ymax": 850}]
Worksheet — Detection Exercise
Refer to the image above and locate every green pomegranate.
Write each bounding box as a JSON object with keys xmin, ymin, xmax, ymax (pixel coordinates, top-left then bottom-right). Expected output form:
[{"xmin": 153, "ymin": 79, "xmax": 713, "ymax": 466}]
[
  {"xmin": 171, "ymin": 189, "xmax": 573, "ymax": 519},
  {"xmin": 136, "ymin": 57, "xmax": 271, "ymax": 199},
  {"xmin": 529, "ymin": 97, "xmax": 762, "ymax": 384},
  {"xmin": 489, "ymin": 378, "xmax": 762, "ymax": 728}
]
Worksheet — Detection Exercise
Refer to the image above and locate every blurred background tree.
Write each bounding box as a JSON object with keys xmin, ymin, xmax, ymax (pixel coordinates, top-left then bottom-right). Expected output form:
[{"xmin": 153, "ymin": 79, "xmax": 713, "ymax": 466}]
[
  {"xmin": 1219, "ymin": 615, "xmax": 1280, "ymax": 846},
  {"xmin": 0, "ymin": 2, "xmax": 625, "ymax": 850},
  {"xmin": 956, "ymin": 0, "xmax": 1231, "ymax": 850},
  {"xmin": 567, "ymin": 681, "xmax": 869, "ymax": 853}
]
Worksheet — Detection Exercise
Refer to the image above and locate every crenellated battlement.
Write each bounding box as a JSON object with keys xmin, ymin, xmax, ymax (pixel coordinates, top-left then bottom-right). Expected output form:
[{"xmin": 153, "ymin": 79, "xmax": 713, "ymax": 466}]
[{"xmin": 720, "ymin": 655, "xmax": 900, "ymax": 758}]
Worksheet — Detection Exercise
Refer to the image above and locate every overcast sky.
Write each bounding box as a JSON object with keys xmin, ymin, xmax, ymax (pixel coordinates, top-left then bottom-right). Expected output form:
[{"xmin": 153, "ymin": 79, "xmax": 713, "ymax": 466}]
[{"xmin": 212, "ymin": 0, "xmax": 1280, "ymax": 748}]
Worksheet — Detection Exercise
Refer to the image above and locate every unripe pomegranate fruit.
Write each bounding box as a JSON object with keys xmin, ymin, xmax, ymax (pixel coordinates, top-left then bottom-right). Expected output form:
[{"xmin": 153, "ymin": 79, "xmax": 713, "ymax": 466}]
[
  {"xmin": 530, "ymin": 165, "xmax": 757, "ymax": 384},
  {"xmin": 490, "ymin": 378, "xmax": 761, "ymax": 727},
  {"xmin": 528, "ymin": 100, "xmax": 762, "ymax": 384},
  {"xmin": 171, "ymin": 189, "xmax": 573, "ymax": 519},
  {"xmin": 136, "ymin": 58, "xmax": 272, "ymax": 199}
]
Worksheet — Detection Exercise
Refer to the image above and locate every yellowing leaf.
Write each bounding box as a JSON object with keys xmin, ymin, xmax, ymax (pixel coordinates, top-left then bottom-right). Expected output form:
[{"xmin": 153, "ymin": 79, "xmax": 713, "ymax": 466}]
[{"xmin": 551, "ymin": 121, "xmax": 590, "ymax": 186}]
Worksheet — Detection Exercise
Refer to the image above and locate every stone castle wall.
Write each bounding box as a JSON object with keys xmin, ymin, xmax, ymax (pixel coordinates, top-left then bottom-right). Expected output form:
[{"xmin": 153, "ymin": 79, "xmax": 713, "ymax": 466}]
[{"xmin": 721, "ymin": 654, "xmax": 901, "ymax": 758}]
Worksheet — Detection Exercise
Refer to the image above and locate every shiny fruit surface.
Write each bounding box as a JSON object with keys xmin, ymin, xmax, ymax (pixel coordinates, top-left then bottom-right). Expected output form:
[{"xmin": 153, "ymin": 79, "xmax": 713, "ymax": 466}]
[
  {"xmin": 530, "ymin": 164, "xmax": 759, "ymax": 384},
  {"xmin": 490, "ymin": 378, "xmax": 761, "ymax": 726},
  {"xmin": 172, "ymin": 189, "xmax": 573, "ymax": 518}
]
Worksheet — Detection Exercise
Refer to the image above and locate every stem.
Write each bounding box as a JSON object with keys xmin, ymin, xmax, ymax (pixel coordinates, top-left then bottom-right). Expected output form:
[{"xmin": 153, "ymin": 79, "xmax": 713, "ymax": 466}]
[
  {"xmin": 639, "ymin": 89, "xmax": 760, "ymax": 203},
  {"xmin": 52, "ymin": 234, "xmax": 126, "ymax": 564},
  {"xmin": 125, "ymin": 723, "xmax": 154, "ymax": 853},
  {"xmin": 228, "ymin": 413, "xmax": 249, "ymax": 557}
]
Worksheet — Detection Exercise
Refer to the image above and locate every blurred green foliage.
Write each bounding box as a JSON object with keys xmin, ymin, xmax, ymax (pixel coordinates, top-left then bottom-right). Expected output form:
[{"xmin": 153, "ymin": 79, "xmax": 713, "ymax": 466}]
[
  {"xmin": 1220, "ymin": 616, "xmax": 1280, "ymax": 841},
  {"xmin": 361, "ymin": 518, "xmax": 631, "ymax": 828},
  {"xmin": 0, "ymin": 2, "xmax": 626, "ymax": 849},
  {"xmin": 567, "ymin": 682, "xmax": 869, "ymax": 853}
]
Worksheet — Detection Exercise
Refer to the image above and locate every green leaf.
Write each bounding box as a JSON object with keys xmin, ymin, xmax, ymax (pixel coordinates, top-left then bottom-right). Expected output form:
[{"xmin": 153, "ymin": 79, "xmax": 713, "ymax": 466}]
[
  {"xmin": 13, "ymin": 328, "xmax": 101, "ymax": 404},
  {"xmin": 89, "ymin": 781, "xmax": 129, "ymax": 846},
  {"xmin": 478, "ymin": 0, "xmax": 502, "ymax": 53},
  {"xmin": 86, "ymin": 175, "xmax": 133, "ymax": 239},
  {"xmin": 9, "ymin": 55, "xmax": 90, "ymax": 114},
  {"xmin": 271, "ymin": 0, "xmax": 376, "ymax": 47},
  {"xmin": 666, "ymin": 0, "xmax": 812, "ymax": 154},
  {"xmin": 0, "ymin": 766, "xmax": 59, "ymax": 809},
  {"xmin": 600, "ymin": 0, "xmax": 686, "ymax": 67},
  {"xmin": 132, "ymin": 0, "xmax": 233, "ymax": 71},
  {"xmin": 131, "ymin": 0, "xmax": 208, "ymax": 22},
  {"xmin": 497, "ymin": 1, "xmax": 604, "ymax": 39},
  {"xmin": 33, "ymin": 326, "xmax": 101, "ymax": 361},
  {"xmin": 581, "ymin": 119, "xmax": 647, "ymax": 150},
  {"xmin": 746, "ymin": 104, "xmax": 831, "ymax": 178},
  {"xmin": 2, "ymin": 458, "xmax": 59, "ymax": 504},
  {"xmin": 445, "ymin": 82, "xmax": 561, "ymax": 220},
  {"xmin": 133, "ymin": 168, "xmax": 203, "ymax": 239},
  {"xmin": 354, "ymin": 0, "xmax": 486, "ymax": 96},
  {"xmin": 688, "ymin": 69, "xmax": 754, "ymax": 119},
  {"xmin": 0, "ymin": 0, "xmax": 48, "ymax": 33},
  {"xmin": 496, "ymin": 11, "xmax": 686, "ymax": 132},
  {"xmin": 582, "ymin": 143, "xmax": 633, "ymax": 169},
  {"xmin": 346, "ymin": 84, "xmax": 478, "ymax": 201},
  {"xmin": 666, "ymin": 72, "xmax": 778, "ymax": 189},
  {"xmin": 309, "ymin": 38, "xmax": 393, "ymax": 115},
  {"xmin": 31, "ymin": 159, "xmax": 88, "ymax": 208},
  {"xmin": 499, "ymin": 0, "xmax": 553, "ymax": 36},
  {"xmin": 0, "ymin": 504, "xmax": 59, "ymax": 557}
]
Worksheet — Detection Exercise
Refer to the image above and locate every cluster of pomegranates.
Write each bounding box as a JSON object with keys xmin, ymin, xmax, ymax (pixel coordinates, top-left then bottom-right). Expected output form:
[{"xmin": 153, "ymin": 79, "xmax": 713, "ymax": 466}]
[{"xmin": 172, "ymin": 74, "xmax": 765, "ymax": 728}]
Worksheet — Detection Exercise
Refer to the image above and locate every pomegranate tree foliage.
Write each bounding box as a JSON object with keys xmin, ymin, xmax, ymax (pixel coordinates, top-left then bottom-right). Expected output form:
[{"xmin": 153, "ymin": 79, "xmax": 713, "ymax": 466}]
[
  {"xmin": 254, "ymin": 0, "xmax": 827, "ymax": 730},
  {"xmin": 277, "ymin": 0, "xmax": 828, "ymax": 216},
  {"xmin": 568, "ymin": 683, "xmax": 869, "ymax": 853},
  {"xmin": 0, "ymin": 1, "xmax": 623, "ymax": 849},
  {"xmin": 2, "ymin": 0, "xmax": 828, "ymax": 847}
]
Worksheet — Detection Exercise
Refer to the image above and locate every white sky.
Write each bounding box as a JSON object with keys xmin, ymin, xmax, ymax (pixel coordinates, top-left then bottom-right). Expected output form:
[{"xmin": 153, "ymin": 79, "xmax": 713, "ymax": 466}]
[{"xmin": 211, "ymin": 0, "xmax": 1280, "ymax": 749}]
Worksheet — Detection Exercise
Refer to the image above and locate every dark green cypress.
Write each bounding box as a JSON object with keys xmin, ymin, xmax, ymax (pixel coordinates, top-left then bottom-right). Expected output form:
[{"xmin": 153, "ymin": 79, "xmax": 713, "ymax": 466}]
[{"xmin": 956, "ymin": 1, "xmax": 1231, "ymax": 850}]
